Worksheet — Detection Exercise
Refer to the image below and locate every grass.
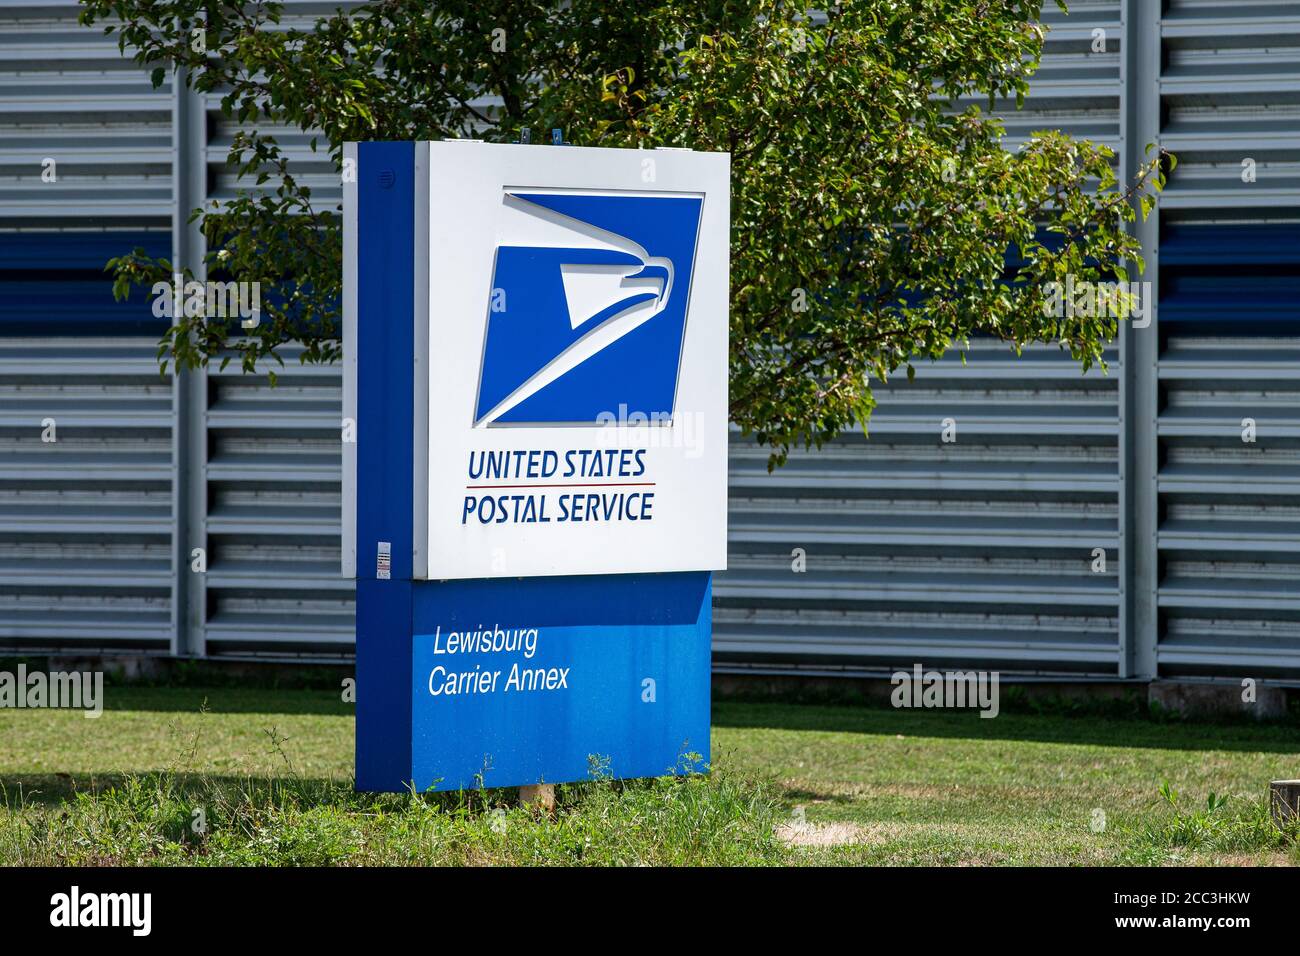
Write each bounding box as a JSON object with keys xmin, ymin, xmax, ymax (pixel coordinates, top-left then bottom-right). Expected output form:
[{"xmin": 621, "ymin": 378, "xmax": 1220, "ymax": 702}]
[
  {"xmin": 1, "ymin": 686, "xmax": 1297, "ymax": 866},
  {"xmin": 715, "ymin": 701, "xmax": 1300, "ymax": 865}
]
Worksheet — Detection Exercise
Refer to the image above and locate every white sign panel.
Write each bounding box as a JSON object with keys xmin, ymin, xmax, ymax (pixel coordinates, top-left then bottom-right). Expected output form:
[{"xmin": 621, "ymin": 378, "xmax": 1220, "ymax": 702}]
[{"xmin": 414, "ymin": 141, "xmax": 729, "ymax": 580}]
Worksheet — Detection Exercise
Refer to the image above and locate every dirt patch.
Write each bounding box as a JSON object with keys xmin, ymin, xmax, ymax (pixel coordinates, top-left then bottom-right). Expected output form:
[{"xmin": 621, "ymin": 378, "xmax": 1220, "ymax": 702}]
[{"xmin": 777, "ymin": 821, "xmax": 869, "ymax": 847}]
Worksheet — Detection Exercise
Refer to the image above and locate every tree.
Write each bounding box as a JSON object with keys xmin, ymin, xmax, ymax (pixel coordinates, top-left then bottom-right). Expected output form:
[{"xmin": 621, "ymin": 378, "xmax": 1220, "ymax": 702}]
[{"xmin": 80, "ymin": 0, "xmax": 1166, "ymax": 466}]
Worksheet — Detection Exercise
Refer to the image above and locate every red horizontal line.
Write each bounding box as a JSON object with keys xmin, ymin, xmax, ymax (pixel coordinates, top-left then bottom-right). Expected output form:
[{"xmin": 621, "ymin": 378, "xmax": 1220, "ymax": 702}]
[{"xmin": 465, "ymin": 482, "xmax": 657, "ymax": 490}]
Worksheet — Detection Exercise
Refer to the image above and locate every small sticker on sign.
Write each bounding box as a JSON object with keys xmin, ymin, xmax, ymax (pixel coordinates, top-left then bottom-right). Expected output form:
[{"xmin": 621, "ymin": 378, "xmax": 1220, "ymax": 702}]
[{"xmin": 376, "ymin": 541, "xmax": 391, "ymax": 580}]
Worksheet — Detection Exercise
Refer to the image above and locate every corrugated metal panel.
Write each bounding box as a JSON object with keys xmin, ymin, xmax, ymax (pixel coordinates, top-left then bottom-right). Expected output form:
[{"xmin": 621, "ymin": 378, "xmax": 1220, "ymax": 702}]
[
  {"xmin": 0, "ymin": 0, "xmax": 172, "ymax": 227},
  {"xmin": 190, "ymin": 0, "xmax": 360, "ymax": 657},
  {"xmin": 718, "ymin": 341, "xmax": 1121, "ymax": 674},
  {"xmin": 712, "ymin": 1, "xmax": 1126, "ymax": 675},
  {"xmin": 192, "ymin": 0, "xmax": 481, "ymax": 658},
  {"xmin": 1160, "ymin": 0, "xmax": 1300, "ymax": 215},
  {"xmin": 202, "ymin": 354, "xmax": 351, "ymax": 658},
  {"xmin": 969, "ymin": 0, "xmax": 1123, "ymax": 152},
  {"xmin": 1155, "ymin": 224, "xmax": 1300, "ymax": 677},
  {"xmin": 206, "ymin": 115, "xmax": 344, "ymax": 210},
  {"xmin": 1151, "ymin": 2, "xmax": 1300, "ymax": 679},
  {"xmin": 204, "ymin": 0, "xmax": 366, "ymax": 214},
  {"xmin": 0, "ymin": 1, "xmax": 175, "ymax": 655},
  {"xmin": 0, "ymin": 338, "xmax": 173, "ymax": 652}
]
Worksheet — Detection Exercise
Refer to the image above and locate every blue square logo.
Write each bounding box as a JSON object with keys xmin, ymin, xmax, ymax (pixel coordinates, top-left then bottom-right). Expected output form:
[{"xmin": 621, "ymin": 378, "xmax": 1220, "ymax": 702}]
[{"xmin": 474, "ymin": 192, "xmax": 705, "ymax": 426}]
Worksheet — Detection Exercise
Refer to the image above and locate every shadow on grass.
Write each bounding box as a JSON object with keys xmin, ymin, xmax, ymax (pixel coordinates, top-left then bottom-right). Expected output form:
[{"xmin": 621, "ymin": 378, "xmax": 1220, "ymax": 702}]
[
  {"xmin": 711, "ymin": 700, "xmax": 1300, "ymax": 754},
  {"xmin": 0, "ymin": 768, "xmax": 705, "ymax": 816},
  {"xmin": 0, "ymin": 771, "xmax": 324, "ymax": 808},
  {"xmin": 92, "ymin": 686, "xmax": 353, "ymax": 717},
  {"xmin": 14, "ymin": 686, "xmax": 1299, "ymax": 758},
  {"xmin": 0, "ymin": 770, "xmax": 453, "ymax": 811}
]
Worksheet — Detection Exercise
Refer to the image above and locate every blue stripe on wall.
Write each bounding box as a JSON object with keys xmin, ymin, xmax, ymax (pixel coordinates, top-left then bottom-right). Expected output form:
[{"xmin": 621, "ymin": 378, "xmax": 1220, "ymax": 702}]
[
  {"xmin": 1161, "ymin": 224, "xmax": 1300, "ymax": 335},
  {"xmin": 0, "ymin": 232, "xmax": 172, "ymax": 335}
]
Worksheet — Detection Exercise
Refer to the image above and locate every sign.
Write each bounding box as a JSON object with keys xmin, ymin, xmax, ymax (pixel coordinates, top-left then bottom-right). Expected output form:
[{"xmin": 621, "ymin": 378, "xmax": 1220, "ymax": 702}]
[
  {"xmin": 417, "ymin": 142, "xmax": 728, "ymax": 580},
  {"xmin": 344, "ymin": 141, "xmax": 729, "ymax": 792}
]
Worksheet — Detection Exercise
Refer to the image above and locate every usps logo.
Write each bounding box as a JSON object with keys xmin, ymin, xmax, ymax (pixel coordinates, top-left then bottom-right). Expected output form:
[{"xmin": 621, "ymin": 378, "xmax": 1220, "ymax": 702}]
[{"xmin": 474, "ymin": 192, "xmax": 704, "ymax": 426}]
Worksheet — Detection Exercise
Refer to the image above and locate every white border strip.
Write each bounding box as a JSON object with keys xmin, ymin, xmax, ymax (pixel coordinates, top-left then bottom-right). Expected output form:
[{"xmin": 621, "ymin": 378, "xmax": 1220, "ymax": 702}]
[
  {"xmin": 341, "ymin": 141, "xmax": 358, "ymax": 578},
  {"xmin": 412, "ymin": 142, "xmax": 431, "ymax": 579}
]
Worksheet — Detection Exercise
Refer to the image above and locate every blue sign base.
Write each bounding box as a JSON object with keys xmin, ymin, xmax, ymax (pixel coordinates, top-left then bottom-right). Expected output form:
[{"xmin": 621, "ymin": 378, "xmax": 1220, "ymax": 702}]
[{"xmin": 356, "ymin": 571, "xmax": 712, "ymax": 793}]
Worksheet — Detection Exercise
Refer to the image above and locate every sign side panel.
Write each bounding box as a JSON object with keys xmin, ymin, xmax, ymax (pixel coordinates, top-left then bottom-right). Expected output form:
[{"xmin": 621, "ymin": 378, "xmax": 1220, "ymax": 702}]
[
  {"xmin": 355, "ymin": 141, "xmax": 415, "ymax": 581},
  {"xmin": 356, "ymin": 578, "xmax": 414, "ymax": 791},
  {"xmin": 354, "ymin": 141, "xmax": 417, "ymax": 791}
]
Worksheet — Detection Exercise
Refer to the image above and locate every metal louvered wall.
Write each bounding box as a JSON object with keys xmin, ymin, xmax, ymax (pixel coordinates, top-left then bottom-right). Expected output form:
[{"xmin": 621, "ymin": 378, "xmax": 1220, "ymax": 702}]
[
  {"xmin": 0, "ymin": 0, "xmax": 173, "ymax": 226},
  {"xmin": 202, "ymin": 355, "xmax": 353, "ymax": 658},
  {"xmin": 183, "ymin": 1, "xmax": 360, "ymax": 658},
  {"xmin": 718, "ymin": 0, "xmax": 1128, "ymax": 675},
  {"xmin": 0, "ymin": 336, "xmax": 173, "ymax": 652},
  {"xmin": 717, "ymin": 342, "xmax": 1123, "ymax": 673},
  {"xmin": 1, "ymin": 1, "xmax": 1297, "ymax": 681},
  {"xmin": 1, "ymin": 0, "xmax": 173, "ymax": 663},
  {"xmin": 1151, "ymin": 0, "xmax": 1300, "ymax": 678}
]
